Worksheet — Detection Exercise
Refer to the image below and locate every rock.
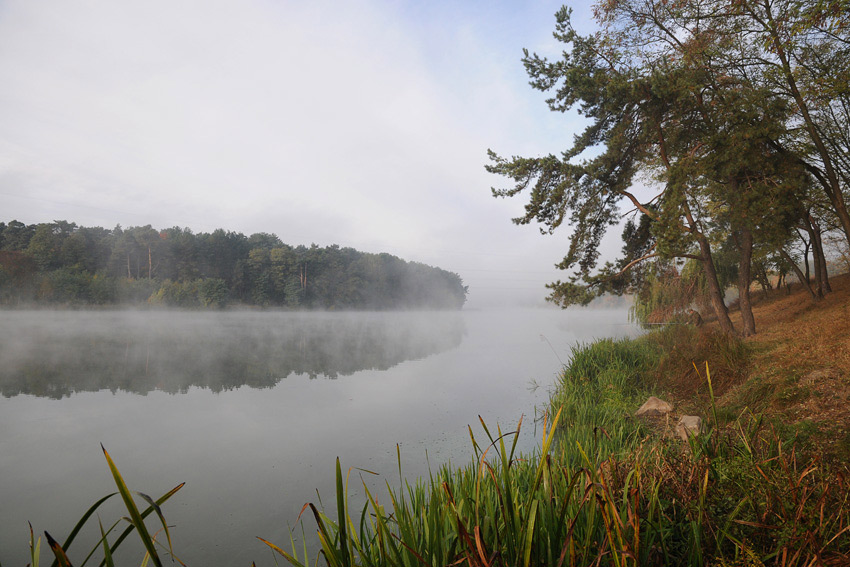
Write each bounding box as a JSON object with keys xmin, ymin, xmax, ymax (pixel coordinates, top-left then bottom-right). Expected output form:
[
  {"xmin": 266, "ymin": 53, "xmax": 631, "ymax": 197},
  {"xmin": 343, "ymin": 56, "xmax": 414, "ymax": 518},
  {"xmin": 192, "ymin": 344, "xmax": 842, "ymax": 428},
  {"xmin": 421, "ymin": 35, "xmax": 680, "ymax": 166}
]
[
  {"xmin": 635, "ymin": 396, "xmax": 673, "ymax": 417},
  {"xmin": 803, "ymin": 368, "xmax": 837, "ymax": 381},
  {"xmin": 676, "ymin": 416, "xmax": 703, "ymax": 442},
  {"xmin": 686, "ymin": 309, "xmax": 703, "ymax": 327}
]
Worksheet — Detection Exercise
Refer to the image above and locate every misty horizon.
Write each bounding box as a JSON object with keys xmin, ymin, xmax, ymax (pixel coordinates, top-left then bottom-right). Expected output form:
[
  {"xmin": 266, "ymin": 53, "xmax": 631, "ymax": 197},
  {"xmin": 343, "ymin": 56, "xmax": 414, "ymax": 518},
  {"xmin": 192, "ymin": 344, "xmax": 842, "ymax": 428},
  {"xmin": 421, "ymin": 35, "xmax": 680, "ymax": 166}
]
[{"xmin": 0, "ymin": 0, "xmax": 626, "ymax": 309}]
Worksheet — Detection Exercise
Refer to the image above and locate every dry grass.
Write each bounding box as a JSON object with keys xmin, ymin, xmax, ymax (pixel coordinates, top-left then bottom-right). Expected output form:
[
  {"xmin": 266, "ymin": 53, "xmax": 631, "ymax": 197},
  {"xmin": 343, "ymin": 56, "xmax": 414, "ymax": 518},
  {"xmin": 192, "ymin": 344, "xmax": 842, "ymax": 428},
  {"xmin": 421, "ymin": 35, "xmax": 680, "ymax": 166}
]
[
  {"xmin": 743, "ymin": 273, "xmax": 850, "ymax": 375},
  {"xmin": 714, "ymin": 272, "xmax": 850, "ymax": 460}
]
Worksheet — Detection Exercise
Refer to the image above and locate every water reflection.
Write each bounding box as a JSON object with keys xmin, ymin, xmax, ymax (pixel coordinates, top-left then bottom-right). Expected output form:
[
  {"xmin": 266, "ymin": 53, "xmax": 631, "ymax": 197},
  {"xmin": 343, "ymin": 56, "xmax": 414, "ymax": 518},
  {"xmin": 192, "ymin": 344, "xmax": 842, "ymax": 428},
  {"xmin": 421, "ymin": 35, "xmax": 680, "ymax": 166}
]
[{"xmin": 0, "ymin": 310, "xmax": 465, "ymax": 398}]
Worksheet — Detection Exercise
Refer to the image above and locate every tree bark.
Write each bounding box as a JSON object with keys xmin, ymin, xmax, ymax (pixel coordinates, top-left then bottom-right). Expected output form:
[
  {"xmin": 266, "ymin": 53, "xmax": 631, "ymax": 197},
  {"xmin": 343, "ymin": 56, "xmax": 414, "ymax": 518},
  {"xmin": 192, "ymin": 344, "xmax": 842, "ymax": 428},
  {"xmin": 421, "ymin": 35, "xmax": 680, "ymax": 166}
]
[
  {"xmin": 737, "ymin": 226, "xmax": 756, "ymax": 336},
  {"xmin": 755, "ymin": 265, "xmax": 771, "ymax": 297},
  {"xmin": 803, "ymin": 219, "xmax": 825, "ymax": 299},
  {"xmin": 809, "ymin": 217, "xmax": 831, "ymax": 294},
  {"xmin": 779, "ymin": 248, "xmax": 819, "ymax": 301},
  {"xmin": 761, "ymin": 6, "xmax": 850, "ymax": 251},
  {"xmin": 804, "ymin": 245, "xmax": 810, "ymax": 284},
  {"xmin": 778, "ymin": 270, "xmax": 789, "ymax": 294},
  {"xmin": 797, "ymin": 228, "xmax": 812, "ymax": 283},
  {"xmin": 696, "ymin": 233, "xmax": 736, "ymax": 335}
]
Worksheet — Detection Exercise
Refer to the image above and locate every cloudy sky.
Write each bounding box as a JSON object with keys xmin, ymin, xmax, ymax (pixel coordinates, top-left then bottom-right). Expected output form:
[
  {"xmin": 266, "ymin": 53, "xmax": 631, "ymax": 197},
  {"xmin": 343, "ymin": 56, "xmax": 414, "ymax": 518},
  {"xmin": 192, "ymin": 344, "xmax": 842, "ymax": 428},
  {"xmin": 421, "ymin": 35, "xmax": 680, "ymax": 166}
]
[{"xmin": 0, "ymin": 0, "xmax": 620, "ymax": 307}]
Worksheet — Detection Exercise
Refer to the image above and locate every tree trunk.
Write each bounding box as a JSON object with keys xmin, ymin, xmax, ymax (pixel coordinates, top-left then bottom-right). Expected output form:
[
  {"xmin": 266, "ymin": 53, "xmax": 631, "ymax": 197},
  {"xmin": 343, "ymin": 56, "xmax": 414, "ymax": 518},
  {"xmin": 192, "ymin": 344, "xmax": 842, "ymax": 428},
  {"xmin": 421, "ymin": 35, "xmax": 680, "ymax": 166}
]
[
  {"xmin": 803, "ymin": 219, "xmax": 825, "ymax": 299},
  {"xmin": 779, "ymin": 249, "xmax": 819, "ymax": 301},
  {"xmin": 804, "ymin": 245, "xmax": 810, "ymax": 283},
  {"xmin": 737, "ymin": 227, "xmax": 756, "ymax": 336},
  {"xmin": 797, "ymin": 229, "xmax": 811, "ymax": 284},
  {"xmin": 836, "ymin": 204, "xmax": 850, "ymax": 253},
  {"xmin": 696, "ymin": 234, "xmax": 736, "ymax": 335},
  {"xmin": 764, "ymin": 14, "xmax": 850, "ymax": 252},
  {"xmin": 809, "ymin": 217, "xmax": 831, "ymax": 293},
  {"xmin": 755, "ymin": 265, "xmax": 771, "ymax": 296},
  {"xmin": 777, "ymin": 270, "xmax": 789, "ymax": 294}
]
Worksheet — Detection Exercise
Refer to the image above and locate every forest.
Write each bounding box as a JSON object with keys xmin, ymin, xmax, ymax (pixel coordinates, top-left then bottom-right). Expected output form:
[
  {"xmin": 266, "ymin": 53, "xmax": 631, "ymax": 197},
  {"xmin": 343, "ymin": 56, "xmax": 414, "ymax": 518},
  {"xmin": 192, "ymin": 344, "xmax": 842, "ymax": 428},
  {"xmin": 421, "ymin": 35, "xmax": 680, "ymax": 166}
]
[{"xmin": 0, "ymin": 220, "xmax": 468, "ymax": 310}]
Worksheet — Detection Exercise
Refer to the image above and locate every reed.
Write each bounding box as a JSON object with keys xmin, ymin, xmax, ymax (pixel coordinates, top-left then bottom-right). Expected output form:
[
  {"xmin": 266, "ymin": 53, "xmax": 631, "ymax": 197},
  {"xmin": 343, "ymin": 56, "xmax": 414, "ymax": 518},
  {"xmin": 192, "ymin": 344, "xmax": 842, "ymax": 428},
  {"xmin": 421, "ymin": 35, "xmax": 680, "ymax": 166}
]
[
  {"xmin": 19, "ymin": 447, "xmax": 184, "ymax": 567},
  {"xmin": 547, "ymin": 337, "xmax": 656, "ymax": 456}
]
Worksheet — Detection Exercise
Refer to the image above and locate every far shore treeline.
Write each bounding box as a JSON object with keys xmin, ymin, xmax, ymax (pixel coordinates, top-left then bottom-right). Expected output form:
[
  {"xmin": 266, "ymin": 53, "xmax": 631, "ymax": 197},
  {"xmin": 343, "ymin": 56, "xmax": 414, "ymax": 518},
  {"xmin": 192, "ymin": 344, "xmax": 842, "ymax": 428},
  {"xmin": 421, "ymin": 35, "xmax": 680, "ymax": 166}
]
[{"xmin": 0, "ymin": 220, "xmax": 468, "ymax": 309}]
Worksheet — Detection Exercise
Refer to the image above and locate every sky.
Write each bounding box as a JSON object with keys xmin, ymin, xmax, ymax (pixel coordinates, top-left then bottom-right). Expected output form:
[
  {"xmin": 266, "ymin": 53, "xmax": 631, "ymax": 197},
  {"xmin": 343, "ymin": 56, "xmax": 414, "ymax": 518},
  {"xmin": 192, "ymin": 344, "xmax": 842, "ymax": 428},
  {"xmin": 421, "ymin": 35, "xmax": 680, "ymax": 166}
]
[{"xmin": 0, "ymin": 0, "xmax": 621, "ymax": 308}]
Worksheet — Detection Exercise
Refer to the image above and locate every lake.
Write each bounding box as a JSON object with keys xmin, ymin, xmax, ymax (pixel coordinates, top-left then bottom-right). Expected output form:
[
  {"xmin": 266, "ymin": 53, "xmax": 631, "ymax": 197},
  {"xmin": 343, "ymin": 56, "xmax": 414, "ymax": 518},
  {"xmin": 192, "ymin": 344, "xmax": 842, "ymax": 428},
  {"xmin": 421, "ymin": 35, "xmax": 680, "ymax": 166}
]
[{"xmin": 0, "ymin": 308, "xmax": 638, "ymax": 565}]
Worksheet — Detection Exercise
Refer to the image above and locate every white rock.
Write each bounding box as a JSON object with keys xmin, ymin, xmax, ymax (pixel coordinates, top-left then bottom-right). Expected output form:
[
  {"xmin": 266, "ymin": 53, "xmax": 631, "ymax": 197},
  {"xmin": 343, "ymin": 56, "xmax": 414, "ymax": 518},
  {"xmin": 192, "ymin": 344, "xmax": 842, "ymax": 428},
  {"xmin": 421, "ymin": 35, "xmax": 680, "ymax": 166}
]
[
  {"xmin": 676, "ymin": 415, "xmax": 703, "ymax": 441},
  {"xmin": 635, "ymin": 396, "xmax": 673, "ymax": 417}
]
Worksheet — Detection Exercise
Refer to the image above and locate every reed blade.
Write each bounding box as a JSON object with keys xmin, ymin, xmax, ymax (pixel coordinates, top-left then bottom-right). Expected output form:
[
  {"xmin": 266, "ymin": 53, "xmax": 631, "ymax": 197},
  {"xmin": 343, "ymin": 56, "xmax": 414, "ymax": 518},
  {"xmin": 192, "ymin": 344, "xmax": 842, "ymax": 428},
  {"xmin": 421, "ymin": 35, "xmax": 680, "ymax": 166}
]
[
  {"xmin": 257, "ymin": 537, "xmax": 307, "ymax": 567},
  {"xmin": 48, "ymin": 493, "xmax": 116, "ymax": 567},
  {"xmin": 45, "ymin": 532, "xmax": 73, "ymax": 567},
  {"xmin": 97, "ymin": 519, "xmax": 114, "ymax": 567},
  {"xmin": 100, "ymin": 445, "xmax": 161, "ymax": 567}
]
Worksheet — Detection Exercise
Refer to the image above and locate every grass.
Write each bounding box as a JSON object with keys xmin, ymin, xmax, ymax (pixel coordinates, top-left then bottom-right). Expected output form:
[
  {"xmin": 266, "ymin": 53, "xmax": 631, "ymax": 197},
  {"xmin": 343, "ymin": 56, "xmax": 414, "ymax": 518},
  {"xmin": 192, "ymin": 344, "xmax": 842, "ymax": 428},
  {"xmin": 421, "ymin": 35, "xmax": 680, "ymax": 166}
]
[
  {"xmin": 549, "ymin": 337, "xmax": 656, "ymax": 454},
  {"xmin": 719, "ymin": 272, "xmax": 850, "ymax": 461}
]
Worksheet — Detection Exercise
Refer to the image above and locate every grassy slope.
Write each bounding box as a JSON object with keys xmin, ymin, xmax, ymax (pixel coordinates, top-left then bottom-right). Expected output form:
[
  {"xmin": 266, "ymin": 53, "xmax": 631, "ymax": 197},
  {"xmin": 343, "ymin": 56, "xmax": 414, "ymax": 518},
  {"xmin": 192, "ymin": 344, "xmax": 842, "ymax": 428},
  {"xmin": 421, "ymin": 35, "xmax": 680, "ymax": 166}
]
[
  {"xmin": 682, "ymin": 272, "xmax": 850, "ymax": 460},
  {"xmin": 730, "ymin": 273, "xmax": 850, "ymax": 456}
]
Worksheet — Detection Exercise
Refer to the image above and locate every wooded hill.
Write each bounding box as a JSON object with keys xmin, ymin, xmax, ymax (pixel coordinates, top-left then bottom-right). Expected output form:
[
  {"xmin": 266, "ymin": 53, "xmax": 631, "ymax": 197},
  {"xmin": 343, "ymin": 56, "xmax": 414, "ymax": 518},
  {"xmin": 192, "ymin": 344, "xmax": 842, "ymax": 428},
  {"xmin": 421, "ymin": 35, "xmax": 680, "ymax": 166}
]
[{"xmin": 0, "ymin": 220, "xmax": 468, "ymax": 310}]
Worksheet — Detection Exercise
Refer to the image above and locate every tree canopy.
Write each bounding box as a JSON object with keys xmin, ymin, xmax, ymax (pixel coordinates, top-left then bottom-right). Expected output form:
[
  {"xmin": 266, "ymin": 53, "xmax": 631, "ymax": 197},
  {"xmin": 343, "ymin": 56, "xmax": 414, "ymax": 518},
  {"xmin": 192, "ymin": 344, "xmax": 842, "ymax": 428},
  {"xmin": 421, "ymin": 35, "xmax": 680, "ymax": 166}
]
[
  {"xmin": 488, "ymin": 0, "xmax": 849, "ymax": 335},
  {"xmin": 0, "ymin": 220, "xmax": 468, "ymax": 310}
]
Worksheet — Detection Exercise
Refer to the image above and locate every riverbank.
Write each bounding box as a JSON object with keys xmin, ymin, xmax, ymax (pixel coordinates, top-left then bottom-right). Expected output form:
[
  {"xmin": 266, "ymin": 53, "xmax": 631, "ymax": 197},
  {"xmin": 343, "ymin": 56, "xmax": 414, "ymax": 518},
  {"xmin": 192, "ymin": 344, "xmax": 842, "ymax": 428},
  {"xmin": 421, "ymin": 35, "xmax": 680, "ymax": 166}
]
[
  {"xmin": 648, "ymin": 271, "xmax": 850, "ymax": 462},
  {"xmin": 263, "ymin": 275, "xmax": 850, "ymax": 566}
]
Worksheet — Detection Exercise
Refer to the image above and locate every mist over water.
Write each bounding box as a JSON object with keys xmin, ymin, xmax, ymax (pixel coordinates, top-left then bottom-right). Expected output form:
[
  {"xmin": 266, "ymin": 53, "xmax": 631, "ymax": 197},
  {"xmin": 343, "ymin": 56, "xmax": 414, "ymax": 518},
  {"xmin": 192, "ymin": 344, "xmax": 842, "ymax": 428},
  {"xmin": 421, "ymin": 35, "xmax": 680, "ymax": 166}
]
[
  {"xmin": 0, "ymin": 308, "xmax": 638, "ymax": 565},
  {"xmin": 0, "ymin": 310, "xmax": 466, "ymax": 397}
]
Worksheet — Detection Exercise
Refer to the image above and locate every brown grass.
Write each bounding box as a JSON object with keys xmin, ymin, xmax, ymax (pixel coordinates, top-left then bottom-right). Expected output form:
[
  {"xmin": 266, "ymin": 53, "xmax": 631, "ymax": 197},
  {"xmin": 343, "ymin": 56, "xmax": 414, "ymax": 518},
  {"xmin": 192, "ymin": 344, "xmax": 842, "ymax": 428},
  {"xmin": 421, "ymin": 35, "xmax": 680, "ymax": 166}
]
[{"xmin": 712, "ymin": 272, "xmax": 850, "ymax": 459}]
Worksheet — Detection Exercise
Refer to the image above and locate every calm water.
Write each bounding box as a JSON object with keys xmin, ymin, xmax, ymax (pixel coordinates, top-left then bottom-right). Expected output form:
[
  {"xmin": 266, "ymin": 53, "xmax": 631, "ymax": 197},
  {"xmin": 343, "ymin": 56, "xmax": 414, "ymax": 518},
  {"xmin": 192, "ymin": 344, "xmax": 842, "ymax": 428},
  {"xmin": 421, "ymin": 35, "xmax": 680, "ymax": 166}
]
[{"xmin": 0, "ymin": 308, "xmax": 637, "ymax": 565}]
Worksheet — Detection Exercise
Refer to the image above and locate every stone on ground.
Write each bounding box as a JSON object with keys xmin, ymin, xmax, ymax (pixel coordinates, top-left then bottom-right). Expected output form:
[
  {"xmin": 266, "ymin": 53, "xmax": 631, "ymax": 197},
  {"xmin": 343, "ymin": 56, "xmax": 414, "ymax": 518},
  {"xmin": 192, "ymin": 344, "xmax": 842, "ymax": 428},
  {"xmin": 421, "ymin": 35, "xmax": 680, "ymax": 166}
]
[
  {"xmin": 635, "ymin": 396, "xmax": 673, "ymax": 417},
  {"xmin": 676, "ymin": 415, "xmax": 703, "ymax": 442}
]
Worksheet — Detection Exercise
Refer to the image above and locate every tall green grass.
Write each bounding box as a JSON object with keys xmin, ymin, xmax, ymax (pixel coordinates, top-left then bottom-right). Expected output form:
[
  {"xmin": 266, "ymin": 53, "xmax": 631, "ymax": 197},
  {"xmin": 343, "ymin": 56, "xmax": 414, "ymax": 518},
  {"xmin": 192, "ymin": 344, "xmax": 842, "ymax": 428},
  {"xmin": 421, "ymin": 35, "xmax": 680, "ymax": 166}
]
[
  {"xmin": 548, "ymin": 337, "xmax": 657, "ymax": 455},
  {"xmin": 18, "ymin": 446, "xmax": 184, "ymax": 567}
]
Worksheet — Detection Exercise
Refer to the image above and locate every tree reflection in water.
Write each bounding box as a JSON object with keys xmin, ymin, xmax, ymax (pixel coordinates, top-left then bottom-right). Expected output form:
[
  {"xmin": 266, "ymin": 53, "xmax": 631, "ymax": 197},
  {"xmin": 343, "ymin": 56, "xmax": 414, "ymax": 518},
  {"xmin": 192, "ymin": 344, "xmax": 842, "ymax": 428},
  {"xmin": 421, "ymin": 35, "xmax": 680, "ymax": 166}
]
[{"xmin": 0, "ymin": 311, "xmax": 466, "ymax": 398}]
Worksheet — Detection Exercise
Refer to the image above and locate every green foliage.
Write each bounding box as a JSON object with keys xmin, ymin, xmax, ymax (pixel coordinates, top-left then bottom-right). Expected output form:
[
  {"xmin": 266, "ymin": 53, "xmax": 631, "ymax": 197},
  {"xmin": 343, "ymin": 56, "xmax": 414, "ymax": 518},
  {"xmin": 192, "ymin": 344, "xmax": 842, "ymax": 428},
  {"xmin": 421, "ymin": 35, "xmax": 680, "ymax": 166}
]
[
  {"xmin": 115, "ymin": 277, "xmax": 159, "ymax": 304},
  {"xmin": 628, "ymin": 256, "xmax": 737, "ymax": 326},
  {"xmin": 0, "ymin": 220, "xmax": 468, "ymax": 310},
  {"xmin": 1, "ymin": 220, "xmax": 36, "ymax": 251},
  {"xmin": 629, "ymin": 263, "xmax": 690, "ymax": 326},
  {"xmin": 89, "ymin": 274, "xmax": 117, "ymax": 304},
  {"xmin": 197, "ymin": 278, "xmax": 229, "ymax": 308},
  {"xmin": 149, "ymin": 279, "xmax": 199, "ymax": 307},
  {"xmin": 487, "ymin": 0, "xmax": 850, "ymax": 336},
  {"xmin": 549, "ymin": 338, "xmax": 657, "ymax": 452},
  {"xmin": 45, "ymin": 268, "xmax": 93, "ymax": 304}
]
